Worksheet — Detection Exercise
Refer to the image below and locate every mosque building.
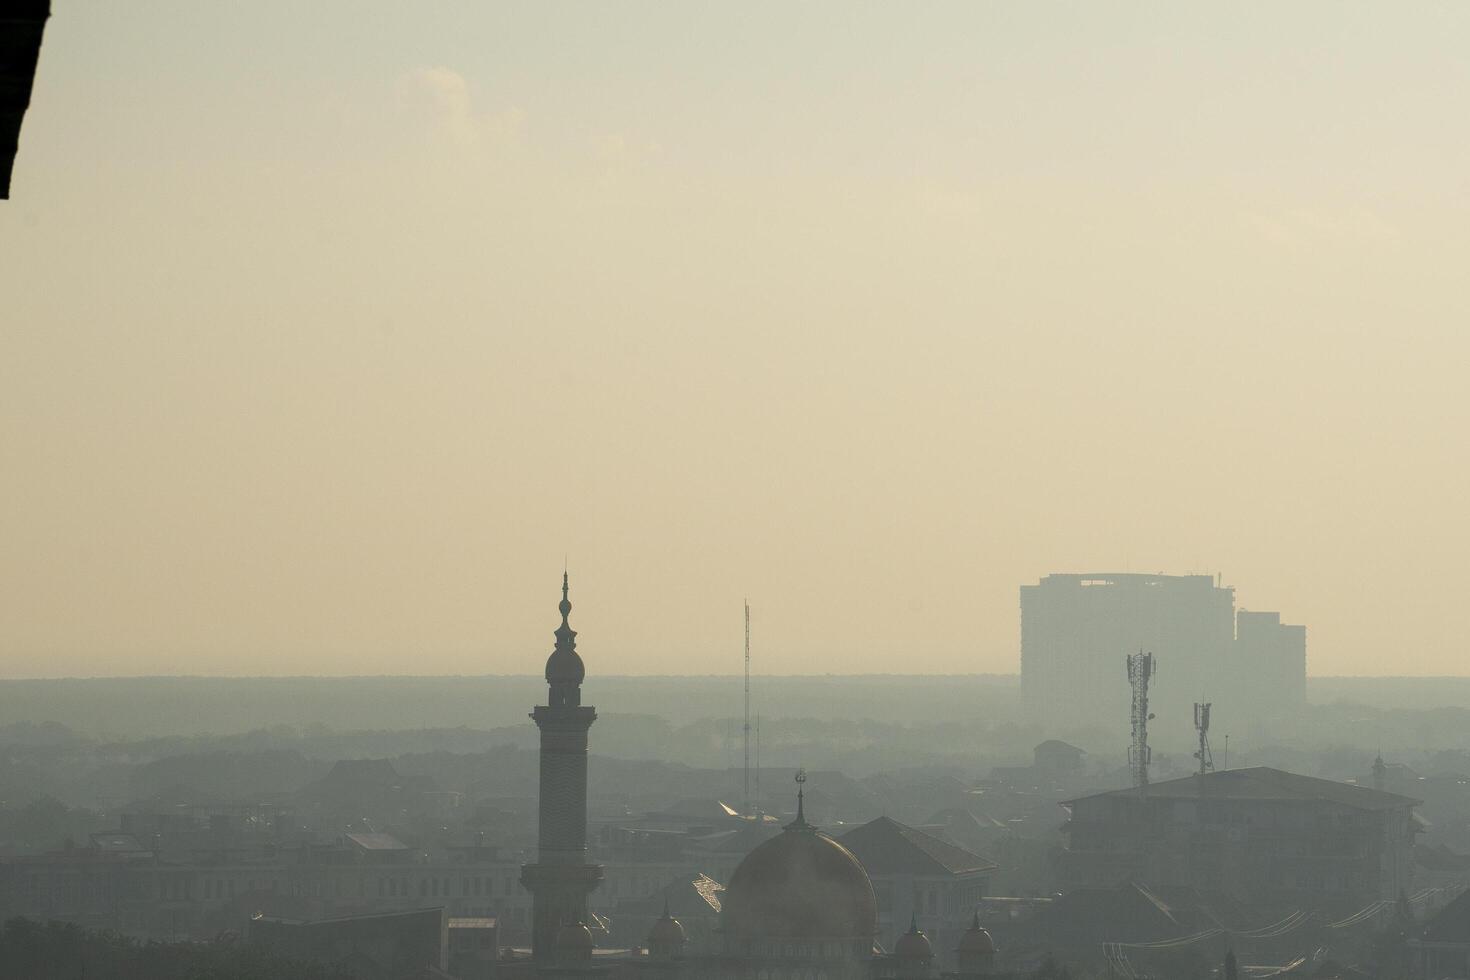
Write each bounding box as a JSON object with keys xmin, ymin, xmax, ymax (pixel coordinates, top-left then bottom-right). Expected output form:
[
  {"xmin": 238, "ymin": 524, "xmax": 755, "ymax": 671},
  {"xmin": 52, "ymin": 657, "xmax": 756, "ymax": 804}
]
[{"xmin": 512, "ymin": 577, "xmax": 1000, "ymax": 980}]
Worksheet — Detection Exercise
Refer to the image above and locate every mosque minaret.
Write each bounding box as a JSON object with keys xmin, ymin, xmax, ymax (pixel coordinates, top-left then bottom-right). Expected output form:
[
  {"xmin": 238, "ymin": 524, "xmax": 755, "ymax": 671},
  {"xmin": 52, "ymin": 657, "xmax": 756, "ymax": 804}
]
[{"xmin": 520, "ymin": 573, "xmax": 604, "ymax": 960}]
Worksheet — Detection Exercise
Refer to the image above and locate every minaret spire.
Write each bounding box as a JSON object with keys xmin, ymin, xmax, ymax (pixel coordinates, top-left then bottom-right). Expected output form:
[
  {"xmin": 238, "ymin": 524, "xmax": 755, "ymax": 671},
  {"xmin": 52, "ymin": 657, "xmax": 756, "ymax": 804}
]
[
  {"xmin": 545, "ymin": 571, "xmax": 584, "ymax": 708},
  {"xmin": 558, "ymin": 570, "xmax": 574, "ymax": 635}
]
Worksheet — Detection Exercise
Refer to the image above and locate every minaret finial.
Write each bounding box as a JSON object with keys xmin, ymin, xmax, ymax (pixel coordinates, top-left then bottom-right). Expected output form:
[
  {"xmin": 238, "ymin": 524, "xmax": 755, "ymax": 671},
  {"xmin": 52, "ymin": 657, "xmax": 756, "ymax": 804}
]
[
  {"xmin": 785, "ymin": 768, "xmax": 811, "ymax": 830},
  {"xmin": 545, "ymin": 569, "xmax": 583, "ymax": 705},
  {"xmin": 910, "ymin": 912, "xmax": 920, "ymax": 933}
]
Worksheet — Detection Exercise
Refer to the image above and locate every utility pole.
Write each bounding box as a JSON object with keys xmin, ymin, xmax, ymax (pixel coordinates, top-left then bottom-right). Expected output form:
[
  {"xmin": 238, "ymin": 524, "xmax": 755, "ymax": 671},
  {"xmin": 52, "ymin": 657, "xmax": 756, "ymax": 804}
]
[{"xmin": 1126, "ymin": 651, "xmax": 1156, "ymax": 789}]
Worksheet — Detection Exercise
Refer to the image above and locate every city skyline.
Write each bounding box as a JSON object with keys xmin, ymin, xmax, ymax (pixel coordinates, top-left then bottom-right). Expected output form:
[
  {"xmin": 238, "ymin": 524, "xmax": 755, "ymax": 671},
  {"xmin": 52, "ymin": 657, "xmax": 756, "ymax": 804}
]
[{"xmin": 6, "ymin": 8, "xmax": 1470, "ymax": 980}]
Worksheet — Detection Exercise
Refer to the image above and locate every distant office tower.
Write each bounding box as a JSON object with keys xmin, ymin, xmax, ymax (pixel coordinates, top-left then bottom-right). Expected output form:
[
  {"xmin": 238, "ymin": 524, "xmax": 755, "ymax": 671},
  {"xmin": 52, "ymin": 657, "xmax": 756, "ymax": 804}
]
[
  {"xmin": 1020, "ymin": 573, "xmax": 1304, "ymax": 739},
  {"xmin": 1234, "ymin": 609, "xmax": 1307, "ymax": 710}
]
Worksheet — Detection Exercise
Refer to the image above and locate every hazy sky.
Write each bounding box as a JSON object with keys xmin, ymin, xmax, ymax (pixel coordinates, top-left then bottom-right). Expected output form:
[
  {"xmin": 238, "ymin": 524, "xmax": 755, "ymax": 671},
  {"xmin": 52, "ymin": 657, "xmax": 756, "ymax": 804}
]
[{"xmin": 2, "ymin": 2, "xmax": 1468, "ymax": 678}]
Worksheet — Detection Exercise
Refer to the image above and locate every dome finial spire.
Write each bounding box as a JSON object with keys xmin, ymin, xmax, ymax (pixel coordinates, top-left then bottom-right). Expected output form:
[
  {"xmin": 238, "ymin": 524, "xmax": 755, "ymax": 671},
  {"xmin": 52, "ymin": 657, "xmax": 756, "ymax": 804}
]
[
  {"xmin": 554, "ymin": 569, "xmax": 575, "ymax": 649},
  {"xmin": 559, "ymin": 566, "xmax": 571, "ymax": 626},
  {"xmin": 785, "ymin": 768, "xmax": 812, "ymax": 831}
]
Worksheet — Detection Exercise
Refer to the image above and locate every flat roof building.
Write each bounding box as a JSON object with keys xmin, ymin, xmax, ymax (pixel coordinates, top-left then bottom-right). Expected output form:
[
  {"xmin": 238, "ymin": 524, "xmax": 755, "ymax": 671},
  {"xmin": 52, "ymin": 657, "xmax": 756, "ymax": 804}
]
[{"xmin": 1060, "ymin": 767, "xmax": 1420, "ymax": 911}]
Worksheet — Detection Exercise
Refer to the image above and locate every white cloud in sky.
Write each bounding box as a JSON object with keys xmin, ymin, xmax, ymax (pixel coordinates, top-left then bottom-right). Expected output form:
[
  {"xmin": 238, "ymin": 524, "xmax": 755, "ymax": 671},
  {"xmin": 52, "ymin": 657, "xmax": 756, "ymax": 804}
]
[{"xmin": 396, "ymin": 66, "xmax": 527, "ymax": 152}]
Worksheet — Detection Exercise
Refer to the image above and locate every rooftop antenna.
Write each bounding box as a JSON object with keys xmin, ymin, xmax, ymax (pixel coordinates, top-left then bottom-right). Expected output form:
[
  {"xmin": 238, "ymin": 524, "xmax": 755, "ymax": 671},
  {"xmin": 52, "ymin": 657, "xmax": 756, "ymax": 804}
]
[
  {"xmin": 1193, "ymin": 702, "xmax": 1214, "ymax": 776},
  {"xmin": 744, "ymin": 600, "xmax": 751, "ymax": 817},
  {"xmin": 1126, "ymin": 651, "xmax": 1156, "ymax": 789}
]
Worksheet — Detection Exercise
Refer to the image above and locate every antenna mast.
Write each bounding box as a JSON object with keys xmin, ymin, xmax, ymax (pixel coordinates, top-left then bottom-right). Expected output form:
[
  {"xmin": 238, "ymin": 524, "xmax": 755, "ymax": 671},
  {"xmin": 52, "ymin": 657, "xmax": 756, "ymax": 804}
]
[
  {"xmin": 1126, "ymin": 651, "xmax": 1156, "ymax": 789},
  {"xmin": 1193, "ymin": 702, "xmax": 1214, "ymax": 776},
  {"xmin": 743, "ymin": 600, "xmax": 751, "ymax": 816}
]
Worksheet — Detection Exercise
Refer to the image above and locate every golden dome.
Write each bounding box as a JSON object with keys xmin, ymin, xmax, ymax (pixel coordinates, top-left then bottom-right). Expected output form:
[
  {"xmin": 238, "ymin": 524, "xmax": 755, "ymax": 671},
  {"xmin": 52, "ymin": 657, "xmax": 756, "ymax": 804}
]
[{"xmin": 721, "ymin": 821, "xmax": 878, "ymax": 940}]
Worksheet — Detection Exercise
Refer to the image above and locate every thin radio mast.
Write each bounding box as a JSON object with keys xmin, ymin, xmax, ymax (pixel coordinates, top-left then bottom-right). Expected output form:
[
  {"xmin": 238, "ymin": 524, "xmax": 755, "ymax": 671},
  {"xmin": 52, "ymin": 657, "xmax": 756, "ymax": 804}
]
[{"xmin": 743, "ymin": 600, "xmax": 751, "ymax": 817}]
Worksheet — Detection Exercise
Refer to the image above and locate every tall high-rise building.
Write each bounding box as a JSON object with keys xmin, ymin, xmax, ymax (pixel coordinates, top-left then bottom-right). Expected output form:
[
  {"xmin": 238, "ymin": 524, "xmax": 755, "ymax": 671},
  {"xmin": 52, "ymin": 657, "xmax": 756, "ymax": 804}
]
[
  {"xmin": 1020, "ymin": 572, "xmax": 1304, "ymax": 740},
  {"xmin": 519, "ymin": 574, "xmax": 603, "ymax": 959},
  {"xmin": 1234, "ymin": 609, "xmax": 1307, "ymax": 710}
]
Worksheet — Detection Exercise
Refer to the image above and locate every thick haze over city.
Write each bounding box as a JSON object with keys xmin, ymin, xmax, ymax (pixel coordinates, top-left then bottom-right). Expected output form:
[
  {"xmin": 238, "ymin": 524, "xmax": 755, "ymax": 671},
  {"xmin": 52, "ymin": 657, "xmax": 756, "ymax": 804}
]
[
  {"xmin": 4, "ymin": 1, "xmax": 1469, "ymax": 677},
  {"xmin": 12, "ymin": 7, "xmax": 1470, "ymax": 980}
]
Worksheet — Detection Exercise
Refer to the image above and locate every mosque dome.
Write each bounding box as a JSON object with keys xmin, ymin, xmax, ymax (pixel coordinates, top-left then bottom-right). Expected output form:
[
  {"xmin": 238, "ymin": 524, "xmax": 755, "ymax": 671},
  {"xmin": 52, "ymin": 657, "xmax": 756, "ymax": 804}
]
[
  {"xmin": 648, "ymin": 905, "xmax": 687, "ymax": 955},
  {"xmin": 895, "ymin": 918, "xmax": 934, "ymax": 960},
  {"xmin": 956, "ymin": 914, "xmax": 995, "ymax": 955},
  {"xmin": 720, "ymin": 787, "xmax": 877, "ymax": 940}
]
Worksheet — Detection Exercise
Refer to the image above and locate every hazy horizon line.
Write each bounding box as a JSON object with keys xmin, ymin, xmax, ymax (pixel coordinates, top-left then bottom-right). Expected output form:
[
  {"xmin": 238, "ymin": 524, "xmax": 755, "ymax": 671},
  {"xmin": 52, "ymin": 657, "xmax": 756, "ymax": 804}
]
[{"xmin": 0, "ymin": 672, "xmax": 1465, "ymax": 682}]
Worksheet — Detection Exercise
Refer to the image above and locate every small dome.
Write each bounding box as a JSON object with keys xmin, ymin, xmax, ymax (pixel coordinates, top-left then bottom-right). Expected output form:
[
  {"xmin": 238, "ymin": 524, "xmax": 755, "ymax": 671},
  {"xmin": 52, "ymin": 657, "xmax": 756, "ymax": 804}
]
[
  {"xmin": 649, "ymin": 909, "xmax": 686, "ymax": 947},
  {"xmin": 895, "ymin": 919, "xmax": 933, "ymax": 960},
  {"xmin": 545, "ymin": 645, "xmax": 585, "ymax": 685},
  {"xmin": 721, "ymin": 824, "xmax": 878, "ymax": 939},
  {"xmin": 956, "ymin": 915, "xmax": 995, "ymax": 955},
  {"xmin": 556, "ymin": 921, "xmax": 595, "ymax": 951}
]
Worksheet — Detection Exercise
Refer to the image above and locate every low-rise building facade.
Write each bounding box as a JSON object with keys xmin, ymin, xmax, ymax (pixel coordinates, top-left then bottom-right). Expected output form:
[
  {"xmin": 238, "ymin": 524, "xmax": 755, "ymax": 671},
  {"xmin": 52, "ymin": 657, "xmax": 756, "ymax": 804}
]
[{"xmin": 1061, "ymin": 767, "xmax": 1420, "ymax": 911}]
